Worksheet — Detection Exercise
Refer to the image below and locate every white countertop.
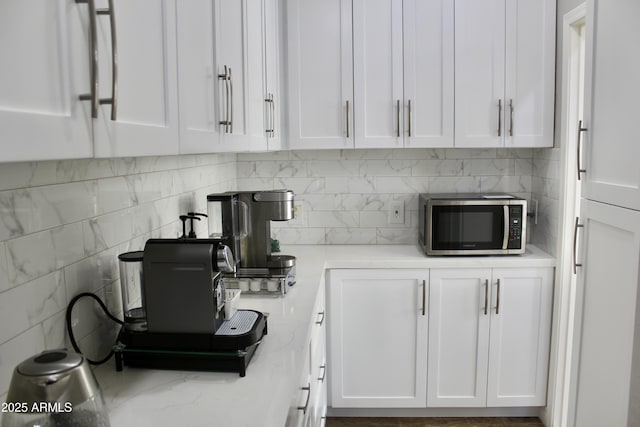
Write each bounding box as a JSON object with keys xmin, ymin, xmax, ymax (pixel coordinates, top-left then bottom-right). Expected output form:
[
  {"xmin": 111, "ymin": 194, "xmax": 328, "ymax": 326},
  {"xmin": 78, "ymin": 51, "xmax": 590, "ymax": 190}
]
[{"xmin": 94, "ymin": 244, "xmax": 555, "ymax": 427}]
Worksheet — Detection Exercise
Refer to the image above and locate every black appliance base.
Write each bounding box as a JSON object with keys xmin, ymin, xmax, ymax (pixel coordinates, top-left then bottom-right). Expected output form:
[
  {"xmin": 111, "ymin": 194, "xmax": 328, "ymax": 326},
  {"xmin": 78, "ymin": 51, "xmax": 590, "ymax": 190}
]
[{"xmin": 113, "ymin": 310, "xmax": 267, "ymax": 377}]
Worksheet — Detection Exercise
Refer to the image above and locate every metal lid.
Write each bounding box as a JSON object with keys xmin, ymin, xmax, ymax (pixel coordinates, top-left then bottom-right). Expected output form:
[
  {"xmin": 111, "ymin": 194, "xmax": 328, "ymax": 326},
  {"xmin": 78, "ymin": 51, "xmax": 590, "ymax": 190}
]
[
  {"xmin": 17, "ymin": 350, "xmax": 83, "ymax": 376},
  {"xmin": 7, "ymin": 350, "xmax": 102, "ymax": 406},
  {"xmin": 118, "ymin": 250, "xmax": 144, "ymax": 262}
]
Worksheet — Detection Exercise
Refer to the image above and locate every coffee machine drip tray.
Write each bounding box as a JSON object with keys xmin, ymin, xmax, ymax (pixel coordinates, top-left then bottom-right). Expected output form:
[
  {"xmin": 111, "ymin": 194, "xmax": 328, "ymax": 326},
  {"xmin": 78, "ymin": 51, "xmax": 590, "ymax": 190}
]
[{"xmin": 113, "ymin": 310, "xmax": 267, "ymax": 377}]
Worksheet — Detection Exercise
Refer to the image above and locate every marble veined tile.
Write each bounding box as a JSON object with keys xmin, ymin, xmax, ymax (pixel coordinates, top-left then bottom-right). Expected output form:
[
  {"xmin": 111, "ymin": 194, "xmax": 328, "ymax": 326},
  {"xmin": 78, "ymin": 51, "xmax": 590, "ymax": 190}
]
[
  {"xmin": 30, "ymin": 181, "xmax": 97, "ymax": 230},
  {"xmin": 0, "ymin": 161, "xmax": 57, "ymax": 191},
  {"xmin": 307, "ymin": 211, "xmax": 359, "ymax": 228},
  {"xmin": 308, "ymin": 160, "xmax": 360, "ymax": 177},
  {"xmin": 342, "ymin": 194, "xmax": 387, "ymax": 211},
  {"xmin": 83, "ymin": 210, "xmax": 133, "ymax": 257},
  {"xmin": 373, "ymin": 177, "xmax": 429, "ymax": 194},
  {"xmin": 6, "ymin": 223, "xmax": 84, "ymax": 286},
  {"xmin": 411, "ymin": 159, "xmax": 464, "ymax": 177},
  {"xmin": 0, "ymin": 271, "xmax": 65, "ymax": 345},
  {"xmin": 272, "ymin": 228, "xmax": 326, "ymax": 245},
  {"xmin": 325, "ymin": 177, "xmax": 376, "ymax": 194},
  {"xmin": 0, "ymin": 189, "xmax": 34, "ymax": 241},
  {"xmin": 325, "ymin": 227, "xmax": 377, "ymax": 244},
  {"xmin": 360, "ymin": 160, "xmax": 414, "ymax": 177}
]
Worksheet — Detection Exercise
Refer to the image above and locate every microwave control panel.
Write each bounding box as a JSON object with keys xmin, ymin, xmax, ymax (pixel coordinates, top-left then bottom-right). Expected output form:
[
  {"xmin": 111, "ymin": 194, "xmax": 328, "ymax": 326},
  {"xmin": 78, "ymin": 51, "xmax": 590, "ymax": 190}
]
[{"xmin": 507, "ymin": 205, "xmax": 523, "ymax": 249}]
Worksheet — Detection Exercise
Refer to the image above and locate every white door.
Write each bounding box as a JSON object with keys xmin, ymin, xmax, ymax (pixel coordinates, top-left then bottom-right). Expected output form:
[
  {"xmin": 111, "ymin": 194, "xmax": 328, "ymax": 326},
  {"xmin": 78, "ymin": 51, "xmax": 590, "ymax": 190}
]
[
  {"xmin": 214, "ymin": 0, "xmax": 250, "ymax": 152},
  {"xmin": 569, "ymin": 199, "xmax": 640, "ymax": 427},
  {"xmin": 93, "ymin": 0, "xmax": 179, "ymax": 158},
  {"xmin": 176, "ymin": 0, "xmax": 222, "ymax": 154},
  {"xmin": 580, "ymin": 0, "xmax": 640, "ymax": 211},
  {"xmin": 0, "ymin": 0, "xmax": 92, "ymax": 162},
  {"xmin": 454, "ymin": 0, "xmax": 505, "ymax": 148},
  {"xmin": 487, "ymin": 267, "xmax": 553, "ymax": 407},
  {"xmin": 504, "ymin": 0, "xmax": 555, "ymax": 148},
  {"xmin": 287, "ymin": 0, "xmax": 353, "ymax": 149},
  {"xmin": 352, "ymin": 0, "xmax": 403, "ymax": 148},
  {"xmin": 328, "ymin": 269, "xmax": 428, "ymax": 408},
  {"xmin": 402, "ymin": 0, "xmax": 454, "ymax": 148},
  {"xmin": 427, "ymin": 268, "xmax": 491, "ymax": 407},
  {"xmin": 263, "ymin": 0, "xmax": 282, "ymax": 150}
]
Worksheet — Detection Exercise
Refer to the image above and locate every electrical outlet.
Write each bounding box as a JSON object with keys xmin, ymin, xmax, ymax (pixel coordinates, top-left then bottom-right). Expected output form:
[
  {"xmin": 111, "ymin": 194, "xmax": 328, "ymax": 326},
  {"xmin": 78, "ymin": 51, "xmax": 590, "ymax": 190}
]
[{"xmin": 389, "ymin": 201, "xmax": 405, "ymax": 224}]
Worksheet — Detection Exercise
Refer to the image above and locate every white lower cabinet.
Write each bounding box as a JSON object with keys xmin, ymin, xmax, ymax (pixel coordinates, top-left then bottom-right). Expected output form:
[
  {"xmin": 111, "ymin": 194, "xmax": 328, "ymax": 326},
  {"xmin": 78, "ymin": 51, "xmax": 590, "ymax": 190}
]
[
  {"xmin": 327, "ymin": 269, "xmax": 429, "ymax": 407},
  {"xmin": 428, "ymin": 267, "xmax": 553, "ymax": 407},
  {"xmin": 327, "ymin": 266, "xmax": 553, "ymax": 410},
  {"xmin": 287, "ymin": 283, "xmax": 327, "ymax": 427}
]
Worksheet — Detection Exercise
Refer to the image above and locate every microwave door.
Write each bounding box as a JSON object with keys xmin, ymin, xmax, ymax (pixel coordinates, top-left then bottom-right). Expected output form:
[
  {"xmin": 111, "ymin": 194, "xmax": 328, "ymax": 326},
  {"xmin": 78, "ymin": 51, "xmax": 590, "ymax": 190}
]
[{"xmin": 502, "ymin": 205, "xmax": 509, "ymax": 250}]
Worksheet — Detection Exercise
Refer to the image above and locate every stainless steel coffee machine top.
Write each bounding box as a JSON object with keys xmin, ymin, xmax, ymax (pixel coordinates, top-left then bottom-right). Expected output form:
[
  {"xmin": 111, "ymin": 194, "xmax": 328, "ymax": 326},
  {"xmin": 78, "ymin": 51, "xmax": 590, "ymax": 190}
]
[{"xmin": 207, "ymin": 190, "xmax": 296, "ymax": 295}]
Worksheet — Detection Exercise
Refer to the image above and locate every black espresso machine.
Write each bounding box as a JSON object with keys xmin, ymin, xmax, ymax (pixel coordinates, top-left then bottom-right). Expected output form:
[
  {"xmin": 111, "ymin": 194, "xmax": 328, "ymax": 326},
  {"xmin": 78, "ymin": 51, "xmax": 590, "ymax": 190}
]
[{"xmin": 114, "ymin": 238, "xmax": 267, "ymax": 377}]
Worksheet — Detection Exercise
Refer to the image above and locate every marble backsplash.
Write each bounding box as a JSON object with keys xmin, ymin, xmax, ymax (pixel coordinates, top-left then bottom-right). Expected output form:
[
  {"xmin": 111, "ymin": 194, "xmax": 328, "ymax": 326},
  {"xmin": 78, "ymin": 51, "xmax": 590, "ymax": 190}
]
[
  {"xmin": 237, "ymin": 148, "xmax": 535, "ymax": 245},
  {"xmin": 0, "ymin": 154, "xmax": 236, "ymax": 397},
  {"xmin": 0, "ymin": 146, "xmax": 547, "ymax": 399}
]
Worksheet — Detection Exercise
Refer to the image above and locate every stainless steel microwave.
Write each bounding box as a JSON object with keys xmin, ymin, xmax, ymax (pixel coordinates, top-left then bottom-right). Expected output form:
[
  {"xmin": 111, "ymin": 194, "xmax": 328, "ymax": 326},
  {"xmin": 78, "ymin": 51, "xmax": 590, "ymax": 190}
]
[{"xmin": 419, "ymin": 193, "xmax": 527, "ymax": 256}]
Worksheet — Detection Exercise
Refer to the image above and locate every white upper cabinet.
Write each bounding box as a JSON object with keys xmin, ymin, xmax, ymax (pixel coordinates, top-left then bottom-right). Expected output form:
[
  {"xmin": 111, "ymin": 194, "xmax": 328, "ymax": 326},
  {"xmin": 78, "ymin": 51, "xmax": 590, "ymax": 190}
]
[
  {"xmin": 176, "ymin": 0, "xmax": 222, "ymax": 154},
  {"xmin": 212, "ymin": 0, "xmax": 250, "ymax": 152},
  {"xmin": 177, "ymin": 0, "xmax": 280, "ymax": 154},
  {"xmin": 352, "ymin": 0, "xmax": 404, "ymax": 148},
  {"xmin": 287, "ymin": 0, "xmax": 354, "ymax": 150},
  {"xmin": 0, "ymin": 0, "xmax": 93, "ymax": 162},
  {"xmin": 580, "ymin": 0, "xmax": 640, "ymax": 210},
  {"xmin": 246, "ymin": 0, "xmax": 283, "ymax": 152},
  {"xmin": 403, "ymin": 0, "xmax": 454, "ymax": 148},
  {"xmin": 455, "ymin": 0, "xmax": 555, "ymax": 148},
  {"xmin": 93, "ymin": 0, "xmax": 180, "ymax": 158},
  {"xmin": 287, "ymin": 0, "xmax": 453, "ymax": 149}
]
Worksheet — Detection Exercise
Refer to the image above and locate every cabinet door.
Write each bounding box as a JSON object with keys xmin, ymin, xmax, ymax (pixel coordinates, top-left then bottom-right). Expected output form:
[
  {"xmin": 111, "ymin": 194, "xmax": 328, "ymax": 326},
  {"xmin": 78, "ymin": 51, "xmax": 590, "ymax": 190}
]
[
  {"xmin": 403, "ymin": 0, "xmax": 454, "ymax": 148},
  {"xmin": 176, "ymin": 0, "xmax": 222, "ymax": 154},
  {"xmin": 214, "ymin": 0, "xmax": 250, "ymax": 151},
  {"xmin": 263, "ymin": 0, "xmax": 282, "ymax": 150},
  {"xmin": 287, "ymin": 0, "xmax": 353, "ymax": 149},
  {"xmin": 487, "ymin": 268, "xmax": 553, "ymax": 407},
  {"xmin": 427, "ymin": 268, "xmax": 491, "ymax": 407},
  {"xmin": 93, "ymin": 0, "xmax": 179, "ymax": 157},
  {"xmin": 328, "ymin": 269, "xmax": 428, "ymax": 408},
  {"xmin": 454, "ymin": 0, "xmax": 505, "ymax": 148},
  {"xmin": 504, "ymin": 0, "xmax": 555, "ymax": 148},
  {"xmin": 0, "ymin": 0, "xmax": 92, "ymax": 162},
  {"xmin": 352, "ymin": 0, "xmax": 403, "ymax": 148},
  {"xmin": 581, "ymin": 0, "xmax": 640, "ymax": 211},
  {"xmin": 568, "ymin": 199, "xmax": 640, "ymax": 427}
]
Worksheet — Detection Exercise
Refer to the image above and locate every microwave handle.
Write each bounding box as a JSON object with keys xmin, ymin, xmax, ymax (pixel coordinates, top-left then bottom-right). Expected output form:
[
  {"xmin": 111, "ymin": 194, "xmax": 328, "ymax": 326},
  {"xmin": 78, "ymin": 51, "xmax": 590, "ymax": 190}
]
[{"xmin": 502, "ymin": 206, "xmax": 509, "ymax": 250}]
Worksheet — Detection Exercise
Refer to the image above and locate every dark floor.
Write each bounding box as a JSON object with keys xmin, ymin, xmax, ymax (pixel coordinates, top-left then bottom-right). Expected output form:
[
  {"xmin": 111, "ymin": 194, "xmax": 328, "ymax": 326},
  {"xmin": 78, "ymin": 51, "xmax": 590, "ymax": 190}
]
[{"xmin": 326, "ymin": 417, "xmax": 544, "ymax": 427}]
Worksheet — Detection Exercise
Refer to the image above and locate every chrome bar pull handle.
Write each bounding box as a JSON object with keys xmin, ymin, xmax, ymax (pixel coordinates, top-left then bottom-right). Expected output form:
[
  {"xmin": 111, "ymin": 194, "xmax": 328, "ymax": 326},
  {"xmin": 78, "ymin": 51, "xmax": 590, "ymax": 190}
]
[
  {"xmin": 315, "ymin": 311, "xmax": 325, "ymax": 326},
  {"xmin": 345, "ymin": 100, "xmax": 350, "ymax": 138},
  {"xmin": 270, "ymin": 93, "xmax": 275, "ymax": 137},
  {"xmin": 508, "ymin": 99, "xmax": 513, "ymax": 137},
  {"xmin": 408, "ymin": 99, "xmax": 412, "ymax": 137},
  {"xmin": 265, "ymin": 94, "xmax": 274, "ymax": 136},
  {"xmin": 228, "ymin": 67, "xmax": 233, "ymax": 133},
  {"xmin": 483, "ymin": 279, "xmax": 489, "ymax": 315},
  {"xmin": 77, "ymin": 0, "xmax": 99, "ymax": 119},
  {"xmin": 218, "ymin": 66, "xmax": 230, "ymax": 132},
  {"xmin": 396, "ymin": 99, "xmax": 401, "ymax": 137},
  {"xmin": 422, "ymin": 279, "xmax": 426, "ymax": 316},
  {"xmin": 573, "ymin": 217, "xmax": 584, "ymax": 274},
  {"xmin": 497, "ymin": 99, "xmax": 503, "ymax": 137},
  {"xmin": 318, "ymin": 365, "xmax": 326, "ymax": 382},
  {"xmin": 297, "ymin": 383, "xmax": 311, "ymax": 414},
  {"xmin": 97, "ymin": 0, "xmax": 118, "ymax": 120},
  {"xmin": 577, "ymin": 120, "xmax": 588, "ymax": 180},
  {"xmin": 495, "ymin": 279, "xmax": 501, "ymax": 314}
]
